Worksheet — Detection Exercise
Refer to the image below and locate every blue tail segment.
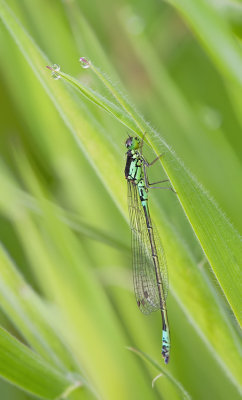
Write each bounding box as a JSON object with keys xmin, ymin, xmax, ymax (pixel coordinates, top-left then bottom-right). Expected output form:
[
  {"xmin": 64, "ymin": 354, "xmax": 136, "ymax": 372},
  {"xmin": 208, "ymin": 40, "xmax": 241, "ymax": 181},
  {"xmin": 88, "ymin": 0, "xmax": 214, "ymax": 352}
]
[{"xmin": 162, "ymin": 330, "xmax": 170, "ymax": 364}]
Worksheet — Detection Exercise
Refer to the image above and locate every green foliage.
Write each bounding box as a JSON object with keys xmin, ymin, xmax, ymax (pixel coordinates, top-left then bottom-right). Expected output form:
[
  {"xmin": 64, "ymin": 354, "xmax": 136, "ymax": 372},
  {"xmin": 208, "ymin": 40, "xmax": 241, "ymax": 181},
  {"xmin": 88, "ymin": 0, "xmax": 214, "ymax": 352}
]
[
  {"xmin": 0, "ymin": 324, "xmax": 79, "ymax": 399},
  {"xmin": 0, "ymin": 0, "xmax": 241, "ymax": 399}
]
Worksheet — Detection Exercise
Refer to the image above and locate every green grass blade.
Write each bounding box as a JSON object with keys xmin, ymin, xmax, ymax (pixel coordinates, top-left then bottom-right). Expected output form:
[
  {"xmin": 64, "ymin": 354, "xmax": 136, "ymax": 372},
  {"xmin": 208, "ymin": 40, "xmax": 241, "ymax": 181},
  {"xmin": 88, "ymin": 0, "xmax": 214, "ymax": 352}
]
[
  {"xmin": 0, "ymin": 325, "xmax": 80, "ymax": 400},
  {"xmin": 128, "ymin": 347, "xmax": 191, "ymax": 400},
  {"xmin": 50, "ymin": 65, "xmax": 242, "ymax": 325},
  {"xmin": 166, "ymin": 0, "xmax": 242, "ymax": 129},
  {"xmin": 0, "ymin": 2, "xmax": 241, "ymax": 398},
  {"xmin": 0, "ymin": 167, "xmax": 82, "ymax": 373},
  {"xmin": 214, "ymin": 0, "xmax": 242, "ymax": 38},
  {"xmin": 166, "ymin": 0, "xmax": 242, "ymax": 85},
  {"xmin": 11, "ymin": 157, "xmax": 160, "ymax": 400},
  {"xmin": 0, "ymin": 0, "xmax": 127, "ymax": 218},
  {"xmin": 86, "ymin": 61, "xmax": 146, "ymax": 133},
  {"xmin": 0, "ymin": 0, "xmax": 240, "ymax": 336},
  {"xmin": 1, "ymin": 155, "xmax": 241, "ymax": 390},
  {"xmin": 49, "ymin": 67, "xmax": 138, "ymax": 134},
  {"xmin": 0, "ymin": 241, "xmax": 80, "ymax": 372},
  {"xmin": 119, "ymin": 13, "xmax": 242, "ymax": 235},
  {"xmin": 1, "ymin": 182, "xmax": 129, "ymax": 254}
]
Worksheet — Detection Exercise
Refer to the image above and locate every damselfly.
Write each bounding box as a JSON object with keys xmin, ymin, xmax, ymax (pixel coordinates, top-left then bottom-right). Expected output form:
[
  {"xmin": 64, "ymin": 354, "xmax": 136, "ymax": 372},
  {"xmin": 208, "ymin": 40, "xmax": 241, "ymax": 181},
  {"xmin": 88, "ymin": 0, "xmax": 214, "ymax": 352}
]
[{"xmin": 125, "ymin": 135, "xmax": 172, "ymax": 364}]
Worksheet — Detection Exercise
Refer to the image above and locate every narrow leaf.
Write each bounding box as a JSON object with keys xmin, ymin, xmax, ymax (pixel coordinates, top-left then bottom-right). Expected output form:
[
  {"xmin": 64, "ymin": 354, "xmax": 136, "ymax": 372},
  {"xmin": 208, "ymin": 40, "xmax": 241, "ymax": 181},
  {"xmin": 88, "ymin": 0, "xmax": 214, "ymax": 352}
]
[
  {"xmin": 48, "ymin": 65, "xmax": 242, "ymax": 325},
  {"xmin": 0, "ymin": 326, "xmax": 80, "ymax": 400},
  {"xmin": 128, "ymin": 347, "xmax": 191, "ymax": 400}
]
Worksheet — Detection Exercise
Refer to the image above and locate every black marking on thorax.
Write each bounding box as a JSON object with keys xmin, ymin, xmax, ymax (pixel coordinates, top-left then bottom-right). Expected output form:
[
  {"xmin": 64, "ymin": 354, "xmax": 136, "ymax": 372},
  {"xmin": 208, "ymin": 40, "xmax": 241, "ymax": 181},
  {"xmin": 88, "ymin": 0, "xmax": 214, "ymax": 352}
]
[
  {"xmin": 125, "ymin": 150, "xmax": 142, "ymax": 180},
  {"xmin": 125, "ymin": 150, "xmax": 133, "ymax": 179}
]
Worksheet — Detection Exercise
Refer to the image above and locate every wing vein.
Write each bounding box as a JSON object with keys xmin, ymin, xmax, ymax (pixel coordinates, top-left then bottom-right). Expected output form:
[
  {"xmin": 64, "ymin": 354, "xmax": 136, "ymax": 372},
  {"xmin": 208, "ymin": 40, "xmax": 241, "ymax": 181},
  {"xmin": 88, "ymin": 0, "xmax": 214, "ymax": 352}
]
[{"xmin": 127, "ymin": 181, "xmax": 168, "ymax": 315}]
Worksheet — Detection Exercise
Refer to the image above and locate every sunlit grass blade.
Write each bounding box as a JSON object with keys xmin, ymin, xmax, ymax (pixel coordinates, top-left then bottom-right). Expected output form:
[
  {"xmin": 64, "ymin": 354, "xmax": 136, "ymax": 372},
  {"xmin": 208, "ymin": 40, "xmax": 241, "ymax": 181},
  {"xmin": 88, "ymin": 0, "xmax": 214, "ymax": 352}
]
[
  {"xmin": 0, "ymin": 241, "xmax": 80, "ymax": 373},
  {"xmin": 0, "ymin": 326, "xmax": 80, "ymax": 400}
]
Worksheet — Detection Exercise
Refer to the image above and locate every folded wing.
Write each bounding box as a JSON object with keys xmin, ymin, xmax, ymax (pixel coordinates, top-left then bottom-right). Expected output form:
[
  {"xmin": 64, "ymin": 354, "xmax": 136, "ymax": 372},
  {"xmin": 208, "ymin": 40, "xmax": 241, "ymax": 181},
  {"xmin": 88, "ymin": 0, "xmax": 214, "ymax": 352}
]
[{"xmin": 127, "ymin": 180, "xmax": 168, "ymax": 315}]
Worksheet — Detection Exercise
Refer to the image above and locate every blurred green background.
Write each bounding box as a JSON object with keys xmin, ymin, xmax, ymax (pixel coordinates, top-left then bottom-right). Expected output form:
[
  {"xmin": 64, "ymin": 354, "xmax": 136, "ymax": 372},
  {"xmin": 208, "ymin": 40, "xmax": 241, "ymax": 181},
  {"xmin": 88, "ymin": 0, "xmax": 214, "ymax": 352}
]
[{"xmin": 0, "ymin": 0, "xmax": 241, "ymax": 399}]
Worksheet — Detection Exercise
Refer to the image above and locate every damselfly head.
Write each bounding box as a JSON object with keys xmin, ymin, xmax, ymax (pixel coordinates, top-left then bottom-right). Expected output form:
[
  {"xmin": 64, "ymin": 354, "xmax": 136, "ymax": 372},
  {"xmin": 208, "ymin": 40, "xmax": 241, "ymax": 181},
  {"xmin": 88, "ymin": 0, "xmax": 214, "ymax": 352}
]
[{"xmin": 125, "ymin": 136, "xmax": 140, "ymax": 150}]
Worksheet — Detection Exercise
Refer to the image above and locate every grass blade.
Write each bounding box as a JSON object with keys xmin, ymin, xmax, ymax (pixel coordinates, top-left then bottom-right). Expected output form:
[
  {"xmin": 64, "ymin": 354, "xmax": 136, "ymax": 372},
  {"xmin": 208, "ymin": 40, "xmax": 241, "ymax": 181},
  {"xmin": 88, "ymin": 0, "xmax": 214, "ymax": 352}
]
[
  {"xmin": 48, "ymin": 63, "xmax": 242, "ymax": 325},
  {"xmin": 0, "ymin": 2, "xmax": 241, "ymax": 398},
  {"xmin": 0, "ymin": 326, "xmax": 80, "ymax": 400},
  {"xmin": 166, "ymin": 0, "xmax": 242, "ymax": 85},
  {"xmin": 0, "ymin": 240, "xmax": 80, "ymax": 373},
  {"xmin": 128, "ymin": 347, "xmax": 191, "ymax": 400}
]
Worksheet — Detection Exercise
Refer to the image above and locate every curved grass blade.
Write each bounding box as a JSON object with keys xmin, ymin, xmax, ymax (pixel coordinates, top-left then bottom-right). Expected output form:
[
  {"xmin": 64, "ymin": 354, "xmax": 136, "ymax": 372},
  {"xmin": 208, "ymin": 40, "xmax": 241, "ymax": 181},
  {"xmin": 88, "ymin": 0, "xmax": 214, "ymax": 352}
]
[
  {"xmin": 0, "ymin": 242, "xmax": 80, "ymax": 372},
  {"xmin": 49, "ymin": 65, "xmax": 139, "ymax": 134},
  {"xmin": 0, "ymin": 0, "xmax": 241, "ymax": 390},
  {"xmin": 0, "ymin": 326, "xmax": 80, "ymax": 400},
  {"xmin": 48, "ymin": 63, "xmax": 242, "ymax": 325},
  {"xmin": 127, "ymin": 347, "xmax": 191, "ymax": 400},
  {"xmin": 11, "ymin": 188, "xmax": 130, "ymax": 254}
]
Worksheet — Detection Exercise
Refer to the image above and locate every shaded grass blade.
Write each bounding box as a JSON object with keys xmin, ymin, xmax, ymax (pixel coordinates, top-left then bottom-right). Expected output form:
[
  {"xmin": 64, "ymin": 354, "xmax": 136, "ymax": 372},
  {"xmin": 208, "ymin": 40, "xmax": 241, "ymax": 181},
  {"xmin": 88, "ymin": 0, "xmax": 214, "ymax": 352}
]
[{"xmin": 128, "ymin": 347, "xmax": 191, "ymax": 400}]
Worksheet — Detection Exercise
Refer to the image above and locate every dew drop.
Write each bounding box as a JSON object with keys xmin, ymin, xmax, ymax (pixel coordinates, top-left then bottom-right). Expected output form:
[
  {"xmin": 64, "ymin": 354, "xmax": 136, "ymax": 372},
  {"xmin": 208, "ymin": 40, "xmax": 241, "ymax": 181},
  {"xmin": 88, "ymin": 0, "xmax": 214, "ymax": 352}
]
[
  {"xmin": 52, "ymin": 64, "xmax": 61, "ymax": 80},
  {"xmin": 46, "ymin": 64, "xmax": 61, "ymax": 80},
  {"xmin": 52, "ymin": 64, "xmax": 60, "ymax": 72},
  {"xmin": 79, "ymin": 57, "xmax": 90, "ymax": 69},
  {"xmin": 52, "ymin": 73, "xmax": 61, "ymax": 80}
]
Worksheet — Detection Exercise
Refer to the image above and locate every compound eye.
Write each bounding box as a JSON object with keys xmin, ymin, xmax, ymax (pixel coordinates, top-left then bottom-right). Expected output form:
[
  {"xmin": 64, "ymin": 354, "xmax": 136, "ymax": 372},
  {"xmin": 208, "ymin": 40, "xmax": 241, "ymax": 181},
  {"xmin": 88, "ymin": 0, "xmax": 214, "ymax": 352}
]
[{"xmin": 125, "ymin": 137, "xmax": 133, "ymax": 148}]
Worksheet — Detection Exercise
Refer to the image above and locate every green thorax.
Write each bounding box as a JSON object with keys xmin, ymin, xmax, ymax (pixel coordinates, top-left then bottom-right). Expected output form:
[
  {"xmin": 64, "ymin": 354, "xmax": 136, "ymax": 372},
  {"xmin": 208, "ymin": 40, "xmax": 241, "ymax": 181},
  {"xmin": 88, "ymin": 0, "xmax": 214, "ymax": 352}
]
[{"xmin": 125, "ymin": 149, "xmax": 148, "ymax": 205}]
